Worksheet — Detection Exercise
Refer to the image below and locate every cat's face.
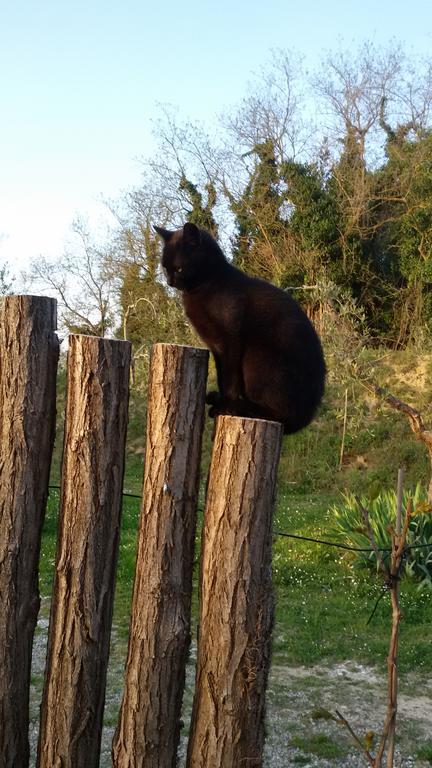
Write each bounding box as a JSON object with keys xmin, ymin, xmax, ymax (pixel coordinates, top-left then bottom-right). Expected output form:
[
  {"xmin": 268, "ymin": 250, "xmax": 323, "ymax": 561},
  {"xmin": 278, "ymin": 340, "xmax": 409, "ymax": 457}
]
[{"xmin": 154, "ymin": 223, "xmax": 204, "ymax": 291}]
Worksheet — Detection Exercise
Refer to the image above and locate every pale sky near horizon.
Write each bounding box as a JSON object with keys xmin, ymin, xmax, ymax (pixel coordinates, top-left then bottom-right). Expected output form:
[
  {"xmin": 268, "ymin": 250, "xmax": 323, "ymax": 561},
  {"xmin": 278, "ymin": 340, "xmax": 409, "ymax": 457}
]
[{"xmin": 1, "ymin": 0, "xmax": 432, "ymax": 276}]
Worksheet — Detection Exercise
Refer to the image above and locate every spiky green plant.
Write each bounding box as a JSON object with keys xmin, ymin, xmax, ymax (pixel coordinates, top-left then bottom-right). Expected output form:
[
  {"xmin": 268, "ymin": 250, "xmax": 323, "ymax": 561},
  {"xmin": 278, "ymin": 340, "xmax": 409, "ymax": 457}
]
[{"xmin": 328, "ymin": 484, "xmax": 432, "ymax": 586}]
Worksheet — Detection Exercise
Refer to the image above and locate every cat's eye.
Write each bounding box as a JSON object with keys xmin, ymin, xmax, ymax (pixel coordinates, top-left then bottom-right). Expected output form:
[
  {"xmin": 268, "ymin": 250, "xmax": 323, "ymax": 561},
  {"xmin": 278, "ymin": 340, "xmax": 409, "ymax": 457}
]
[{"xmin": 175, "ymin": 267, "xmax": 183, "ymax": 273}]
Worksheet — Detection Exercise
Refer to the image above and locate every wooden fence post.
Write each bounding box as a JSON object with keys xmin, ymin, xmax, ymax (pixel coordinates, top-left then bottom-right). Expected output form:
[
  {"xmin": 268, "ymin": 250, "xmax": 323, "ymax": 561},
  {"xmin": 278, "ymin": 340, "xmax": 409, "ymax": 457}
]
[
  {"xmin": 37, "ymin": 334, "xmax": 131, "ymax": 768},
  {"xmin": 0, "ymin": 295, "xmax": 58, "ymax": 768},
  {"xmin": 112, "ymin": 343, "xmax": 209, "ymax": 768},
  {"xmin": 186, "ymin": 416, "xmax": 283, "ymax": 768}
]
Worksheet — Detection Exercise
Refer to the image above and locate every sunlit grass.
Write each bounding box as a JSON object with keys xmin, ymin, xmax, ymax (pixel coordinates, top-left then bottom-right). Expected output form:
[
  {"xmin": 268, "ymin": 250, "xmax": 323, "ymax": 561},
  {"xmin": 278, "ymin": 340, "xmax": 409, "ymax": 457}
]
[{"xmin": 39, "ymin": 473, "xmax": 432, "ymax": 674}]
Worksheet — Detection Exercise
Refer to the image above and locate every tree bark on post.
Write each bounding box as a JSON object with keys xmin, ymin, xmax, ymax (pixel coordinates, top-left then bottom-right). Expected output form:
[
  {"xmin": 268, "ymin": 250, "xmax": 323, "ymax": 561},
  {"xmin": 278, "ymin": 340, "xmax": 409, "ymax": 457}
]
[
  {"xmin": 37, "ymin": 334, "xmax": 131, "ymax": 768},
  {"xmin": 0, "ymin": 295, "xmax": 58, "ymax": 768},
  {"xmin": 186, "ymin": 416, "xmax": 283, "ymax": 768},
  {"xmin": 112, "ymin": 343, "xmax": 209, "ymax": 768}
]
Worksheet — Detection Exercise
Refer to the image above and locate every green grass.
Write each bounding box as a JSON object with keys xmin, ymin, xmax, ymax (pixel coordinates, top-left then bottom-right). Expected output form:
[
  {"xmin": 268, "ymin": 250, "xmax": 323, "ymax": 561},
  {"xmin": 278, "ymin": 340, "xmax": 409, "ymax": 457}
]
[
  {"xmin": 418, "ymin": 743, "xmax": 432, "ymax": 763},
  {"xmin": 39, "ymin": 348, "xmax": 432, "ymax": 674},
  {"xmin": 39, "ymin": 473, "xmax": 432, "ymax": 674},
  {"xmin": 39, "ymin": 486, "xmax": 141, "ymax": 635},
  {"xmin": 290, "ymin": 732, "xmax": 346, "ymax": 759},
  {"xmin": 38, "ymin": 491, "xmax": 60, "ymax": 595},
  {"xmin": 270, "ymin": 488, "xmax": 432, "ymax": 671}
]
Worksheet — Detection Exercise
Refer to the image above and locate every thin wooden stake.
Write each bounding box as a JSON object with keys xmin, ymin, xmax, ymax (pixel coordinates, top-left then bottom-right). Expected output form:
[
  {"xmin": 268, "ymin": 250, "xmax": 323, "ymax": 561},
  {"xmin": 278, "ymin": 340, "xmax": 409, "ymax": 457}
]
[
  {"xmin": 396, "ymin": 467, "xmax": 405, "ymax": 536},
  {"xmin": 384, "ymin": 477, "xmax": 407, "ymax": 768},
  {"xmin": 345, "ymin": 490, "xmax": 411, "ymax": 767},
  {"xmin": 339, "ymin": 387, "xmax": 348, "ymax": 470}
]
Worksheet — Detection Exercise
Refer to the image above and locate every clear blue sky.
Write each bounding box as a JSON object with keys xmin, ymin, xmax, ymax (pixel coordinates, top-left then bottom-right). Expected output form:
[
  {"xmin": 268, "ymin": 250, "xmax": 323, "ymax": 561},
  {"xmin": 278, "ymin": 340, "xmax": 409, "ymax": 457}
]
[{"xmin": 1, "ymin": 0, "xmax": 432, "ymax": 270}]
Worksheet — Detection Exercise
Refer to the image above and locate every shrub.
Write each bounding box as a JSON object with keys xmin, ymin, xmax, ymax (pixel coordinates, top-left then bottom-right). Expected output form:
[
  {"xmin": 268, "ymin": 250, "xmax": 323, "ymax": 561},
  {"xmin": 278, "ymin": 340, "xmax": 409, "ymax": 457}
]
[{"xmin": 328, "ymin": 484, "xmax": 432, "ymax": 586}]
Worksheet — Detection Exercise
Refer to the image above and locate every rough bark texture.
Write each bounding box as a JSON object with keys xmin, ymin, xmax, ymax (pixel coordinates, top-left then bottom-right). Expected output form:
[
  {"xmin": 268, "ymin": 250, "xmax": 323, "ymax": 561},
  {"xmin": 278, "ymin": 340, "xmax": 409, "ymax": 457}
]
[
  {"xmin": 37, "ymin": 334, "xmax": 131, "ymax": 768},
  {"xmin": 0, "ymin": 295, "xmax": 58, "ymax": 768},
  {"xmin": 112, "ymin": 343, "xmax": 209, "ymax": 768},
  {"xmin": 186, "ymin": 416, "xmax": 283, "ymax": 768}
]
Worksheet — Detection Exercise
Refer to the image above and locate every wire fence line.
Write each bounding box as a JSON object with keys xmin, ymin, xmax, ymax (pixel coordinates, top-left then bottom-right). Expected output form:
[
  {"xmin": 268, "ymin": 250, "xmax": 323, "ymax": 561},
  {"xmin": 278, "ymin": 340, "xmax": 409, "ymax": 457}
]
[{"xmin": 47, "ymin": 485, "xmax": 432, "ymax": 555}]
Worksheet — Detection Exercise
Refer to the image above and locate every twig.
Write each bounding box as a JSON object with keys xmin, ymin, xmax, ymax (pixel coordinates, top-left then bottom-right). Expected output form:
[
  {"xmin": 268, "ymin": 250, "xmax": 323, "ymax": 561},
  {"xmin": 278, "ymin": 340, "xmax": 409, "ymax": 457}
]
[
  {"xmin": 396, "ymin": 468, "xmax": 405, "ymax": 536},
  {"xmin": 355, "ymin": 497, "xmax": 390, "ymax": 582},
  {"xmin": 379, "ymin": 497, "xmax": 411, "ymax": 766},
  {"xmin": 339, "ymin": 387, "xmax": 349, "ymax": 470},
  {"xmin": 375, "ymin": 387, "xmax": 432, "ymax": 503},
  {"xmin": 335, "ymin": 709, "xmax": 375, "ymax": 766},
  {"xmin": 366, "ymin": 586, "xmax": 388, "ymax": 626},
  {"xmin": 375, "ymin": 387, "xmax": 426, "ymax": 434}
]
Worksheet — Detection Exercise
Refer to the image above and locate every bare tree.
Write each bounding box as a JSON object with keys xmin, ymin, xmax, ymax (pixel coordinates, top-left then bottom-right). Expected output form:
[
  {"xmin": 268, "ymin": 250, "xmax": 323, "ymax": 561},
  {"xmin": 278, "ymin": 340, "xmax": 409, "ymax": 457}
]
[
  {"xmin": 134, "ymin": 106, "xmax": 225, "ymax": 232},
  {"xmin": 223, "ymin": 49, "xmax": 313, "ymax": 163},
  {"xmin": 0, "ymin": 260, "xmax": 13, "ymax": 295},
  {"xmin": 313, "ymin": 42, "xmax": 403, "ymax": 159},
  {"xmin": 27, "ymin": 217, "xmax": 118, "ymax": 336}
]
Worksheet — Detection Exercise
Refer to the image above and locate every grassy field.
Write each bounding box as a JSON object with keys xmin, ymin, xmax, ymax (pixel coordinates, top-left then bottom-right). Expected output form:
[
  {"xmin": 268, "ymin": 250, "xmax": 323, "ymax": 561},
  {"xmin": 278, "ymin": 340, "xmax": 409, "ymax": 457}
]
[
  {"xmin": 40, "ymin": 435, "xmax": 432, "ymax": 675},
  {"xmin": 41, "ymin": 347, "xmax": 432, "ymax": 673}
]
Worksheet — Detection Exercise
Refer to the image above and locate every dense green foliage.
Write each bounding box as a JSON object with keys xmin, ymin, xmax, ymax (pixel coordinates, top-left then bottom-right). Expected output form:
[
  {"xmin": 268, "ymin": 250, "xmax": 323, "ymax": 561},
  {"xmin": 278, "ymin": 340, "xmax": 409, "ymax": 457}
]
[
  {"xmin": 108, "ymin": 45, "xmax": 432, "ymax": 348},
  {"xmin": 24, "ymin": 42, "xmax": 432, "ymax": 353}
]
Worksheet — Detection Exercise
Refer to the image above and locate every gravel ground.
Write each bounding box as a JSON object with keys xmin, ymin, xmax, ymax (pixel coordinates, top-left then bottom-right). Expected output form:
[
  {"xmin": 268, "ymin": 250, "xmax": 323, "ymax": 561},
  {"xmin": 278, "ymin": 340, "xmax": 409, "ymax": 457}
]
[{"xmin": 29, "ymin": 606, "xmax": 431, "ymax": 767}]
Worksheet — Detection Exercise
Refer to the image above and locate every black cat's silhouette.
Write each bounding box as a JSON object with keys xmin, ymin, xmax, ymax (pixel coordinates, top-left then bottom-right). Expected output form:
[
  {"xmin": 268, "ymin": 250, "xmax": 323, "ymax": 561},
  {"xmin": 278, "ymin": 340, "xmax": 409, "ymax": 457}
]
[{"xmin": 155, "ymin": 222, "xmax": 325, "ymax": 434}]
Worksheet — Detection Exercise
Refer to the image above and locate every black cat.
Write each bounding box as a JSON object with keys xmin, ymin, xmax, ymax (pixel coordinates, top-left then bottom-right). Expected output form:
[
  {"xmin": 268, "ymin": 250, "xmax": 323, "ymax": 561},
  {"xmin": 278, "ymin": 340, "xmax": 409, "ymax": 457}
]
[{"xmin": 155, "ymin": 222, "xmax": 326, "ymax": 434}]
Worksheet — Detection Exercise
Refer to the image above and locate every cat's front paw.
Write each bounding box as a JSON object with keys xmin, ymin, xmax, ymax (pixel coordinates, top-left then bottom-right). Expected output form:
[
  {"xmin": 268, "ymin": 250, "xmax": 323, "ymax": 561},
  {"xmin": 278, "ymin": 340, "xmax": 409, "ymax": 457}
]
[
  {"xmin": 206, "ymin": 390, "xmax": 222, "ymax": 405},
  {"xmin": 208, "ymin": 398, "xmax": 226, "ymax": 419}
]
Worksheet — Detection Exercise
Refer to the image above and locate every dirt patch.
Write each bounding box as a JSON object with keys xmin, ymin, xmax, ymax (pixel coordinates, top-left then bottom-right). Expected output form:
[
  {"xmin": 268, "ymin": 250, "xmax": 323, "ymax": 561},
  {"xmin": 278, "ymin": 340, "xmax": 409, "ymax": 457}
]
[
  {"xmin": 391, "ymin": 357, "xmax": 430, "ymax": 397},
  {"xmin": 265, "ymin": 662, "xmax": 430, "ymax": 766}
]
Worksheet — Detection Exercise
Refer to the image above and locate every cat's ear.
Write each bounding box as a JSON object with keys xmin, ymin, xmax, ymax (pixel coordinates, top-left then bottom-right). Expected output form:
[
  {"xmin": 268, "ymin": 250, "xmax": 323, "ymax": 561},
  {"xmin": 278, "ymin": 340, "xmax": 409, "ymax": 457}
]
[
  {"xmin": 154, "ymin": 225, "xmax": 173, "ymax": 243},
  {"xmin": 183, "ymin": 222, "xmax": 201, "ymax": 245}
]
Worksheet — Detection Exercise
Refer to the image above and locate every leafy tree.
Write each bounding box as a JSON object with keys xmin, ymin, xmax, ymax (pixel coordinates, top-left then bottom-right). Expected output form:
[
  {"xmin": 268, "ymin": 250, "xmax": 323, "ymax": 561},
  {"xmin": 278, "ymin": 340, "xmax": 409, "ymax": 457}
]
[
  {"xmin": 178, "ymin": 175, "xmax": 218, "ymax": 236},
  {"xmin": 281, "ymin": 158, "xmax": 340, "ymax": 281},
  {"xmin": 371, "ymin": 123, "xmax": 432, "ymax": 344},
  {"xmin": 310, "ymin": 44, "xmax": 432, "ymax": 341},
  {"xmin": 106, "ymin": 42, "xmax": 432, "ymax": 349},
  {"xmin": 105, "ymin": 203, "xmax": 196, "ymax": 357},
  {"xmin": 227, "ymin": 140, "xmax": 285, "ymax": 276}
]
